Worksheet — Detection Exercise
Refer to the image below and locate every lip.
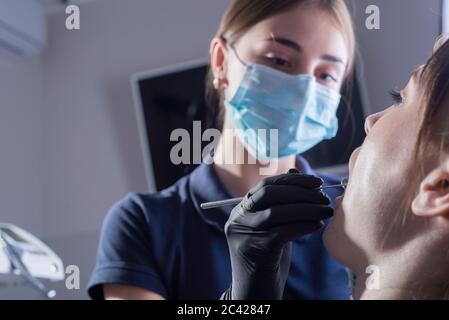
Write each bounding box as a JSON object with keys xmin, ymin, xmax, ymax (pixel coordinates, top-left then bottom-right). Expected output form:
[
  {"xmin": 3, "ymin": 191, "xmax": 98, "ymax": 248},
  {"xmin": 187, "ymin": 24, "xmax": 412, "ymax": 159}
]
[
  {"xmin": 334, "ymin": 195, "xmax": 343, "ymax": 210},
  {"xmin": 348, "ymin": 146, "xmax": 362, "ymax": 175}
]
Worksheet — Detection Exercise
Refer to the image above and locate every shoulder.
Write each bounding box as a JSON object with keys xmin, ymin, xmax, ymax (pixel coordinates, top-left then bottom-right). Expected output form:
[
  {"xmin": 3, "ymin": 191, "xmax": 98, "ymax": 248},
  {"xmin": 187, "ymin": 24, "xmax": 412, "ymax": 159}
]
[{"xmin": 103, "ymin": 175, "xmax": 193, "ymax": 233}]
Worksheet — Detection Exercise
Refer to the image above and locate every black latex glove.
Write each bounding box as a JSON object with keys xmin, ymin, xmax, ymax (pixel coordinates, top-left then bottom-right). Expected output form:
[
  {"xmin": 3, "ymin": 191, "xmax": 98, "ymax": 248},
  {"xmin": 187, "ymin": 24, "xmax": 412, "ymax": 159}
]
[{"xmin": 221, "ymin": 169, "xmax": 333, "ymax": 300}]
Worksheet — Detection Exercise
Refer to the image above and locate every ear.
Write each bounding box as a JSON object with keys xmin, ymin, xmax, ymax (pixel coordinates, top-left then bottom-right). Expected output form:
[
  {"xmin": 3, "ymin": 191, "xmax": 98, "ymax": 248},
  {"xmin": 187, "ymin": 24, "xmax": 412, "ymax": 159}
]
[
  {"xmin": 209, "ymin": 37, "xmax": 229, "ymax": 88},
  {"xmin": 411, "ymin": 160, "xmax": 449, "ymax": 218}
]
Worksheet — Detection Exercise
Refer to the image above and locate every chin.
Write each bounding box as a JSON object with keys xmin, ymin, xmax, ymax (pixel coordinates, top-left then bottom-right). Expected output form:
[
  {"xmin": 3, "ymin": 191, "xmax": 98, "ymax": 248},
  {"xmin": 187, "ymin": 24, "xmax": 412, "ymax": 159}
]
[
  {"xmin": 323, "ymin": 206, "xmax": 364, "ymax": 273},
  {"xmin": 323, "ymin": 218, "xmax": 337, "ymax": 254},
  {"xmin": 323, "ymin": 205, "xmax": 348, "ymax": 265},
  {"xmin": 323, "ymin": 197, "xmax": 342, "ymax": 244}
]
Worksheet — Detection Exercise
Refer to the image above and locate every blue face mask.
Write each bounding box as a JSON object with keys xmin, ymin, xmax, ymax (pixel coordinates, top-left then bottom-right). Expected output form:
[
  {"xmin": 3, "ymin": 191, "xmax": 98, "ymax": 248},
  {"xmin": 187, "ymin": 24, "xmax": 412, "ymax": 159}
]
[{"xmin": 225, "ymin": 62, "xmax": 341, "ymax": 161}]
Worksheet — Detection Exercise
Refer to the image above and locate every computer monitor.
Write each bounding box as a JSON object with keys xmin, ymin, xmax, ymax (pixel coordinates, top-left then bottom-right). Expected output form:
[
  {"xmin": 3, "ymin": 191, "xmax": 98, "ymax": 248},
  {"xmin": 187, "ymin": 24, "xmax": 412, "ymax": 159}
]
[{"xmin": 132, "ymin": 58, "xmax": 368, "ymax": 192}]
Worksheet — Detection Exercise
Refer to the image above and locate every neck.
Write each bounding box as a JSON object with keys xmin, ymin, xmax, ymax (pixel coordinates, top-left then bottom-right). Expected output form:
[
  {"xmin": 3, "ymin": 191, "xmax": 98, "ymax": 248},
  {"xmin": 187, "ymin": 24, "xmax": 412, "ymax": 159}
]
[
  {"xmin": 359, "ymin": 287, "xmax": 448, "ymax": 300},
  {"xmin": 353, "ymin": 266, "xmax": 448, "ymax": 300},
  {"xmin": 213, "ymin": 133, "xmax": 297, "ymax": 197}
]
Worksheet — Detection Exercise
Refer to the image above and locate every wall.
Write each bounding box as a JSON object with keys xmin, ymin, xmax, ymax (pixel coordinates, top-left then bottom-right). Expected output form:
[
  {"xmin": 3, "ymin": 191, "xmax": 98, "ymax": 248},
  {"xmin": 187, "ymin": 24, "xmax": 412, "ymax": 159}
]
[
  {"xmin": 0, "ymin": 58, "xmax": 43, "ymax": 237},
  {"xmin": 40, "ymin": 0, "xmax": 230, "ymax": 299},
  {"xmin": 349, "ymin": 0, "xmax": 441, "ymax": 115}
]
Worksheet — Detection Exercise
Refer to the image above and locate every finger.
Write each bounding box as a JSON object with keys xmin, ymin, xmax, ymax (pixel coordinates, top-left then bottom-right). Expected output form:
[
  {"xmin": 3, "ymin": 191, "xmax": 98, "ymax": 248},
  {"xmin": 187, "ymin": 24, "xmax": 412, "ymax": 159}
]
[
  {"xmin": 249, "ymin": 173, "xmax": 323, "ymax": 196},
  {"xmin": 268, "ymin": 222, "xmax": 323, "ymax": 246},
  {"xmin": 271, "ymin": 173, "xmax": 323, "ymax": 188},
  {"xmin": 248, "ymin": 185, "xmax": 330, "ymax": 211},
  {"xmin": 279, "ymin": 243, "xmax": 292, "ymax": 281},
  {"xmin": 247, "ymin": 204, "xmax": 333, "ymax": 229}
]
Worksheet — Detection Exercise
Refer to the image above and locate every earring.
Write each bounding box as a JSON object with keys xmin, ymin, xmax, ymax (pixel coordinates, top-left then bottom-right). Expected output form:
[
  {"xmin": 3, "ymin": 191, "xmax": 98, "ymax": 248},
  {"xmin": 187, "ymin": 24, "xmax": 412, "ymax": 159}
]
[
  {"xmin": 213, "ymin": 78, "xmax": 220, "ymax": 89},
  {"xmin": 222, "ymin": 80, "xmax": 228, "ymax": 89}
]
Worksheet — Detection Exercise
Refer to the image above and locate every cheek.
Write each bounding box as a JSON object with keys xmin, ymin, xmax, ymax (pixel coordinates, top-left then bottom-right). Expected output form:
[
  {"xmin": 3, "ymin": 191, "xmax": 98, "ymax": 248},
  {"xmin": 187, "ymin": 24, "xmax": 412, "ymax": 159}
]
[
  {"xmin": 324, "ymin": 178, "xmax": 385, "ymax": 268},
  {"xmin": 345, "ymin": 142, "xmax": 397, "ymax": 225},
  {"xmin": 342, "ymin": 113, "xmax": 417, "ymax": 245},
  {"xmin": 326, "ymin": 107, "xmax": 421, "ymax": 261},
  {"xmin": 224, "ymin": 60, "xmax": 246, "ymax": 101},
  {"xmin": 323, "ymin": 201, "xmax": 357, "ymax": 268}
]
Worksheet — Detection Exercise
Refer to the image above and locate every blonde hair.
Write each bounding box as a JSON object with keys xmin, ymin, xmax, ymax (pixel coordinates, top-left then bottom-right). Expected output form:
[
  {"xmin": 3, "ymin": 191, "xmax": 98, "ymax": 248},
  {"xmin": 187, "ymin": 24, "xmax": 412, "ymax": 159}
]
[{"xmin": 205, "ymin": 0, "xmax": 356, "ymax": 131}]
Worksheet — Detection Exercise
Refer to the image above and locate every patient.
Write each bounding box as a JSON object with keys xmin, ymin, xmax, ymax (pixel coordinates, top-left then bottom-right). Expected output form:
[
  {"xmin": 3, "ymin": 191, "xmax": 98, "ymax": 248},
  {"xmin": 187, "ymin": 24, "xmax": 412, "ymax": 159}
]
[
  {"xmin": 223, "ymin": 35, "xmax": 449, "ymax": 300},
  {"xmin": 323, "ymin": 34, "xmax": 449, "ymax": 299}
]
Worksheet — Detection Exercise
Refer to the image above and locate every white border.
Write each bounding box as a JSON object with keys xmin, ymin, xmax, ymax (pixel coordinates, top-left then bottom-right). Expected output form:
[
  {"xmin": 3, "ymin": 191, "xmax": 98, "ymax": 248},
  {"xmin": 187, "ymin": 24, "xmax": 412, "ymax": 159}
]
[
  {"xmin": 130, "ymin": 57, "xmax": 209, "ymax": 192},
  {"xmin": 443, "ymin": 0, "xmax": 449, "ymax": 34}
]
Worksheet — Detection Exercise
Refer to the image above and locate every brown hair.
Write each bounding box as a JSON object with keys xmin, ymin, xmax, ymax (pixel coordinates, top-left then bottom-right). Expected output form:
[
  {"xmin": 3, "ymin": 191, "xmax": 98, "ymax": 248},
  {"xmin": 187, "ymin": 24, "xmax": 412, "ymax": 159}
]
[
  {"xmin": 398, "ymin": 35, "xmax": 449, "ymax": 220},
  {"xmin": 384, "ymin": 35, "xmax": 449, "ymax": 298},
  {"xmin": 416, "ymin": 35, "xmax": 449, "ymax": 160},
  {"xmin": 205, "ymin": 0, "xmax": 356, "ymax": 131},
  {"xmin": 405, "ymin": 35, "xmax": 449, "ymax": 223}
]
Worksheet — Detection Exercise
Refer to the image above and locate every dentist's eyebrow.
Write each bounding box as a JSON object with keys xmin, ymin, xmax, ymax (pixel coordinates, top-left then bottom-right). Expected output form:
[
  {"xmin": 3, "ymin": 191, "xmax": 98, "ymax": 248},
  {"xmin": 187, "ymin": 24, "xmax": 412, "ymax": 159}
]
[
  {"xmin": 266, "ymin": 36, "xmax": 302, "ymax": 52},
  {"xmin": 321, "ymin": 54, "xmax": 346, "ymax": 66},
  {"xmin": 265, "ymin": 36, "xmax": 346, "ymax": 66}
]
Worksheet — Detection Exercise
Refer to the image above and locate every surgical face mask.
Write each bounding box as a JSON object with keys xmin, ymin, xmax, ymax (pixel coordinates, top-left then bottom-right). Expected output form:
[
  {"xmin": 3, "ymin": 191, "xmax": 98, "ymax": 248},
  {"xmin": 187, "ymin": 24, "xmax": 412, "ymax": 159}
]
[{"xmin": 224, "ymin": 51, "xmax": 342, "ymax": 161}]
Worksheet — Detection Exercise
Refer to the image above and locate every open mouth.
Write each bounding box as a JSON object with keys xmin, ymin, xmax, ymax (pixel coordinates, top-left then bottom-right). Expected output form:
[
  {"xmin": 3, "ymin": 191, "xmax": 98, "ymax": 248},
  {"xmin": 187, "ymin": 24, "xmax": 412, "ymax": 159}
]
[
  {"xmin": 336, "ymin": 146, "xmax": 361, "ymax": 204},
  {"xmin": 348, "ymin": 146, "xmax": 362, "ymax": 178},
  {"xmin": 341, "ymin": 177, "xmax": 348, "ymax": 191}
]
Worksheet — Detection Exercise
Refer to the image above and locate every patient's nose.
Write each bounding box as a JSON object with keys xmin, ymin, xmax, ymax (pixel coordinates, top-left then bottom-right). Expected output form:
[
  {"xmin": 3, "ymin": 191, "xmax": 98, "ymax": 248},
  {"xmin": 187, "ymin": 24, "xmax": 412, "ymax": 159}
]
[{"xmin": 364, "ymin": 109, "xmax": 388, "ymax": 135}]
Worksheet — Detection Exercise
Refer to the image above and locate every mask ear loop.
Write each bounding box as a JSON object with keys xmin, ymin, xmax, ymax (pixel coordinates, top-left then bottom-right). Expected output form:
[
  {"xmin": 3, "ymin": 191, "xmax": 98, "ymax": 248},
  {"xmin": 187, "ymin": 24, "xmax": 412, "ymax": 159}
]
[
  {"xmin": 270, "ymin": 31, "xmax": 286, "ymax": 67},
  {"xmin": 270, "ymin": 31, "xmax": 280, "ymax": 53},
  {"xmin": 224, "ymin": 31, "xmax": 277, "ymax": 67},
  {"xmin": 222, "ymin": 36, "xmax": 248, "ymax": 67}
]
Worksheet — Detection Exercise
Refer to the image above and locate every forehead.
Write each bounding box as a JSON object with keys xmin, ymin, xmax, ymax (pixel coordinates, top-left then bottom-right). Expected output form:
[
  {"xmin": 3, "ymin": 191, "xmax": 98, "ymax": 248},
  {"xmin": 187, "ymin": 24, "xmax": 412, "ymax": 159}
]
[
  {"xmin": 235, "ymin": 6, "xmax": 348, "ymax": 60},
  {"xmin": 404, "ymin": 66, "xmax": 424, "ymax": 95},
  {"xmin": 412, "ymin": 65, "xmax": 424, "ymax": 82},
  {"xmin": 247, "ymin": 6, "xmax": 340, "ymax": 41}
]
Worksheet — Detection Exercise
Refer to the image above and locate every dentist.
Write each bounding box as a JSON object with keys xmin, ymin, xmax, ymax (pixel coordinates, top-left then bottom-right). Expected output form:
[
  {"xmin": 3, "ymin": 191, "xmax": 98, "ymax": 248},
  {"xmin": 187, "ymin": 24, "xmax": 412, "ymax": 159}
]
[{"xmin": 88, "ymin": 0, "xmax": 356, "ymax": 300}]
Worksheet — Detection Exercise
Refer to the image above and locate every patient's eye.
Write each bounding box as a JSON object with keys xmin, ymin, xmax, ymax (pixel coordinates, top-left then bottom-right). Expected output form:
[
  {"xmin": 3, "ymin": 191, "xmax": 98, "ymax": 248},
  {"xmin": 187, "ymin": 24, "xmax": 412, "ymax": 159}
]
[{"xmin": 389, "ymin": 89, "xmax": 403, "ymax": 105}]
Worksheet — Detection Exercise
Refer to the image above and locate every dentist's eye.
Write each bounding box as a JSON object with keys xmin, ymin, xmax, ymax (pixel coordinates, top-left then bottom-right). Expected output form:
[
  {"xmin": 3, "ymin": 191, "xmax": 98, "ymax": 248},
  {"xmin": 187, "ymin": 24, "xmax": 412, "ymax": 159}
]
[
  {"xmin": 318, "ymin": 72, "xmax": 337, "ymax": 83},
  {"xmin": 389, "ymin": 89, "xmax": 403, "ymax": 105},
  {"xmin": 266, "ymin": 55, "xmax": 290, "ymax": 67}
]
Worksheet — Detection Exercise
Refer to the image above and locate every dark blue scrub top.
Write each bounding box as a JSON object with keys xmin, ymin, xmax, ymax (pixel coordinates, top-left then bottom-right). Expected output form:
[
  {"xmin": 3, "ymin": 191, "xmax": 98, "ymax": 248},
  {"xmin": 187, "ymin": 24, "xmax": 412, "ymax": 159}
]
[{"xmin": 87, "ymin": 156, "xmax": 350, "ymax": 300}]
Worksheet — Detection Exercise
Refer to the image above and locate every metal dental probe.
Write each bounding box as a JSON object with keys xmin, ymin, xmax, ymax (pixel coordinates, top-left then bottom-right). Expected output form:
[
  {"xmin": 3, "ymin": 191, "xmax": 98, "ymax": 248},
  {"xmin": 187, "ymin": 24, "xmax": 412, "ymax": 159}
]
[{"xmin": 200, "ymin": 179, "xmax": 348, "ymax": 210}]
